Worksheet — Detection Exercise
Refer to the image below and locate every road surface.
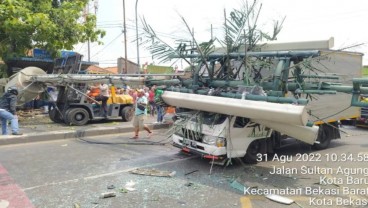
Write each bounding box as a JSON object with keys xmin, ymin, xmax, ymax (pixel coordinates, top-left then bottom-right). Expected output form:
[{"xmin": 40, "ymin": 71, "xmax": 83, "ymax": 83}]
[{"xmin": 0, "ymin": 126, "xmax": 367, "ymax": 208}]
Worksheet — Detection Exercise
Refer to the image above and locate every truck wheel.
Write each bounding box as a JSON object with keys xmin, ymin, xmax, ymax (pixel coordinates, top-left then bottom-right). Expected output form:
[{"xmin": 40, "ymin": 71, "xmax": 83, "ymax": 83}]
[
  {"xmin": 63, "ymin": 108, "xmax": 72, "ymax": 125},
  {"xmin": 49, "ymin": 108, "xmax": 63, "ymax": 123},
  {"xmin": 121, "ymin": 106, "xmax": 133, "ymax": 122},
  {"xmin": 242, "ymin": 140, "xmax": 261, "ymax": 164},
  {"xmin": 313, "ymin": 127, "xmax": 330, "ymax": 150},
  {"xmin": 67, "ymin": 108, "xmax": 89, "ymax": 126}
]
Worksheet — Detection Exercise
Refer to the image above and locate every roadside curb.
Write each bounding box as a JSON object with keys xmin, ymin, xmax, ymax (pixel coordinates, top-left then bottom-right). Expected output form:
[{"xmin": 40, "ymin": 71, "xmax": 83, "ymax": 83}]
[{"xmin": 0, "ymin": 123, "xmax": 170, "ymax": 146}]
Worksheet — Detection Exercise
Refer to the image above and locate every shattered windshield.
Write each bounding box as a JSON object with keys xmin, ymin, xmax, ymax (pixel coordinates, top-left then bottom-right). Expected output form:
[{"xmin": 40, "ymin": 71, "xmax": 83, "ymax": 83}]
[{"xmin": 190, "ymin": 111, "xmax": 227, "ymax": 125}]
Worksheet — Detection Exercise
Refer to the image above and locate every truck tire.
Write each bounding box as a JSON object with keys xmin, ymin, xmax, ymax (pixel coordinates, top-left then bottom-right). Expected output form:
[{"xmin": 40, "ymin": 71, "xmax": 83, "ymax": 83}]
[
  {"xmin": 313, "ymin": 126, "xmax": 330, "ymax": 150},
  {"xmin": 67, "ymin": 108, "xmax": 90, "ymax": 126},
  {"xmin": 121, "ymin": 106, "xmax": 133, "ymax": 122},
  {"xmin": 49, "ymin": 108, "xmax": 63, "ymax": 123},
  {"xmin": 63, "ymin": 108, "xmax": 73, "ymax": 125},
  {"xmin": 242, "ymin": 140, "xmax": 261, "ymax": 164}
]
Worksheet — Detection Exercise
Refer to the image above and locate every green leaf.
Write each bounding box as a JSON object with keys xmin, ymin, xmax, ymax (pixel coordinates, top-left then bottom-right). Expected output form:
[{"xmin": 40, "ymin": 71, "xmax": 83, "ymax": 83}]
[{"xmin": 0, "ymin": 0, "xmax": 104, "ymax": 60}]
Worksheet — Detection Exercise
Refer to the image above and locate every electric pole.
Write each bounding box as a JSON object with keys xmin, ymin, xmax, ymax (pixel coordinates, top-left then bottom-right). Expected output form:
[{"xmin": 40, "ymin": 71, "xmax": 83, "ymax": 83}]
[
  {"xmin": 135, "ymin": 0, "xmax": 140, "ymax": 74},
  {"xmin": 123, "ymin": 0, "xmax": 128, "ymax": 74}
]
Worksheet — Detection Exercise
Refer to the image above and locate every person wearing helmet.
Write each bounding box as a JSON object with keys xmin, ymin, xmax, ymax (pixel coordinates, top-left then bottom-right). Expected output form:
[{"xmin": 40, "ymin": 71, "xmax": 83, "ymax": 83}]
[{"xmin": 0, "ymin": 86, "xmax": 22, "ymax": 135}]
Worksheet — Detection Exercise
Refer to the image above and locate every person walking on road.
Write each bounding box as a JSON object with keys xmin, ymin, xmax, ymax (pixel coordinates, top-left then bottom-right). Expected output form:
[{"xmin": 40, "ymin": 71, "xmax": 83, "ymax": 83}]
[
  {"xmin": 131, "ymin": 89, "xmax": 152, "ymax": 139},
  {"xmin": 0, "ymin": 86, "xmax": 22, "ymax": 135}
]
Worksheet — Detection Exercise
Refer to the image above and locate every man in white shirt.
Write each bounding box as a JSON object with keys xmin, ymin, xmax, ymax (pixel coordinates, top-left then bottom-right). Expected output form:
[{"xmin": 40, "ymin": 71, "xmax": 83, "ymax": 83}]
[{"xmin": 92, "ymin": 83, "xmax": 110, "ymax": 117}]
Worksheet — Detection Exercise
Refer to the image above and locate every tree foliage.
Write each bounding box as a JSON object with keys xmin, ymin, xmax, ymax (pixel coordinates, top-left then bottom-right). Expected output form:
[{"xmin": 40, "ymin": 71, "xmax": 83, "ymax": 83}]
[
  {"xmin": 0, "ymin": 0, "xmax": 105, "ymax": 59},
  {"xmin": 222, "ymin": 0, "xmax": 284, "ymax": 53},
  {"xmin": 142, "ymin": 0, "xmax": 284, "ymax": 70},
  {"xmin": 140, "ymin": 0, "xmax": 284, "ymax": 82}
]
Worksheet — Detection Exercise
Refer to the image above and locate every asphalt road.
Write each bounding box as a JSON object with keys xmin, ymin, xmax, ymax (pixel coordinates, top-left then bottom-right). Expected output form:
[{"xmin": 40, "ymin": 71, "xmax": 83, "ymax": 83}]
[{"xmin": 0, "ymin": 126, "xmax": 367, "ymax": 208}]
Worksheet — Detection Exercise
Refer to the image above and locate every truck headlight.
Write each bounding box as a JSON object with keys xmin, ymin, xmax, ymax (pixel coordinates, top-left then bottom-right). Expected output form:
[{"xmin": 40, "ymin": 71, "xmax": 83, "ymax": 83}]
[
  {"xmin": 216, "ymin": 137, "xmax": 226, "ymax": 147},
  {"xmin": 203, "ymin": 136, "xmax": 225, "ymax": 147},
  {"xmin": 203, "ymin": 135, "xmax": 217, "ymax": 145}
]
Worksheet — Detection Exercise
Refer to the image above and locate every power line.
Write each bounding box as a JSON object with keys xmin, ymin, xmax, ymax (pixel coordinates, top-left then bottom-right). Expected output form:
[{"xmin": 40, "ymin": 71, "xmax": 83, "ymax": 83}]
[
  {"xmin": 91, "ymin": 33, "xmax": 123, "ymax": 58},
  {"xmin": 97, "ymin": 22, "xmax": 191, "ymax": 40}
]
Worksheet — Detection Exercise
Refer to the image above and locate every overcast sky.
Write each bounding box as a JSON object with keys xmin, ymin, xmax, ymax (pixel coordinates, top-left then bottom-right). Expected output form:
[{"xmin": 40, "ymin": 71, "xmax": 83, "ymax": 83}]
[{"xmin": 75, "ymin": 0, "xmax": 368, "ymax": 67}]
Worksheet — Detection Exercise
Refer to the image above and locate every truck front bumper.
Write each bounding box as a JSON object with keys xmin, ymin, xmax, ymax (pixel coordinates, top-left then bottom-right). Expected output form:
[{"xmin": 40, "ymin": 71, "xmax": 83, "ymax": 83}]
[{"xmin": 172, "ymin": 134, "xmax": 227, "ymax": 157}]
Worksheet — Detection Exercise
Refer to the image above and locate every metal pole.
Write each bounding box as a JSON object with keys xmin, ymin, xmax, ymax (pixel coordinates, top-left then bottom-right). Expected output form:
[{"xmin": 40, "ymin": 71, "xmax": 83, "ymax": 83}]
[
  {"xmin": 123, "ymin": 0, "xmax": 128, "ymax": 74},
  {"xmin": 87, "ymin": 40, "xmax": 90, "ymax": 62},
  {"xmin": 135, "ymin": 0, "xmax": 140, "ymax": 75},
  {"xmin": 86, "ymin": 2, "xmax": 90, "ymax": 62}
]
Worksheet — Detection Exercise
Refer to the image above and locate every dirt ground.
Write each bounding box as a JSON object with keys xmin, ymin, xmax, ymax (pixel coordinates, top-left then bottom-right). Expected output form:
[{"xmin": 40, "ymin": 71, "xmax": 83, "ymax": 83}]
[{"xmin": 17, "ymin": 109, "xmax": 53, "ymax": 126}]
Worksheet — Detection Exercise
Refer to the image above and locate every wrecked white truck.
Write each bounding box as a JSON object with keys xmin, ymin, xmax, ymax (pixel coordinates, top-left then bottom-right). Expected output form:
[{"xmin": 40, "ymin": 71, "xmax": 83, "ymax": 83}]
[
  {"xmin": 137, "ymin": 3, "xmax": 368, "ymax": 164},
  {"xmin": 152, "ymin": 49, "xmax": 368, "ymax": 164}
]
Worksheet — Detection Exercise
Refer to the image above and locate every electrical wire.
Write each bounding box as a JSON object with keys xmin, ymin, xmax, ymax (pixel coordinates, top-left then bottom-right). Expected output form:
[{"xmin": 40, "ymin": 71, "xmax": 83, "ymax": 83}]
[
  {"xmin": 310, "ymin": 105, "xmax": 352, "ymax": 123},
  {"xmin": 309, "ymin": 105, "xmax": 352, "ymax": 135},
  {"xmin": 75, "ymin": 129, "xmax": 173, "ymax": 146},
  {"xmin": 76, "ymin": 137, "xmax": 168, "ymax": 146},
  {"xmin": 91, "ymin": 33, "xmax": 123, "ymax": 58}
]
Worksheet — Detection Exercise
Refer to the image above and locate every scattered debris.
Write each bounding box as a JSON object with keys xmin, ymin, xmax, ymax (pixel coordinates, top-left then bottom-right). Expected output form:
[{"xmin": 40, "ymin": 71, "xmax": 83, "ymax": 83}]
[
  {"xmin": 119, "ymin": 188, "xmax": 129, "ymax": 193},
  {"xmin": 73, "ymin": 203, "xmax": 81, "ymax": 208},
  {"xmin": 184, "ymin": 170, "xmax": 198, "ymax": 176},
  {"xmin": 230, "ymin": 179, "xmax": 246, "ymax": 194},
  {"xmin": 183, "ymin": 182, "xmax": 199, "ymax": 189},
  {"xmin": 124, "ymin": 180, "xmax": 136, "ymax": 191},
  {"xmin": 129, "ymin": 168, "xmax": 176, "ymax": 177},
  {"xmin": 294, "ymin": 201, "xmax": 305, "ymax": 208},
  {"xmin": 255, "ymin": 173, "xmax": 263, "ymax": 178},
  {"xmin": 100, "ymin": 191, "xmax": 116, "ymax": 199},
  {"xmin": 314, "ymin": 181, "xmax": 340, "ymax": 187},
  {"xmin": 209, "ymin": 158, "xmax": 228, "ymax": 166},
  {"xmin": 177, "ymin": 200, "xmax": 186, "ymax": 205},
  {"xmin": 61, "ymin": 144, "xmax": 68, "ymax": 147},
  {"xmin": 265, "ymin": 194, "xmax": 294, "ymax": 205},
  {"xmin": 184, "ymin": 182, "xmax": 194, "ymax": 187},
  {"xmin": 107, "ymin": 185, "xmax": 115, "ymax": 189}
]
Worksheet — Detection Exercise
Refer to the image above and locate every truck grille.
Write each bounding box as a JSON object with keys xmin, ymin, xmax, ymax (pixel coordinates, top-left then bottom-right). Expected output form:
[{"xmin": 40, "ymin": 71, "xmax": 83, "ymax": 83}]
[{"xmin": 182, "ymin": 128, "xmax": 203, "ymax": 142}]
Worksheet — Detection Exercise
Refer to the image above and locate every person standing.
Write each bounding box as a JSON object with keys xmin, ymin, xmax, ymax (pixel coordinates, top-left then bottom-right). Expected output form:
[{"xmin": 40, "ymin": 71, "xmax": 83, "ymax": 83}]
[
  {"xmin": 47, "ymin": 86, "xmax": 58, "ymax": 112},
  {"xmin": 0, "ymin": 86, "xmax": 22, "ymax": 135},
  {"xmin": 156, "ymin": 105, "xmax": 164, "ymax": 123},
  {"xmin": 131, "ymin": 89, "xmax": 152, "ymax": 139},
  {"xmin": 148, "ymin": 85, "xmax": 156, "ymax": 117},
  {"xmin": 155, "ymin": 88, "xmax": 164, "ymax": 123},
  {"xmin": 128, "ymin": 87, "xmax": 137, "ymax": 104},
  {"xmin": 93, "ymin": 83, "xmax": 110, "ymax": 117}
]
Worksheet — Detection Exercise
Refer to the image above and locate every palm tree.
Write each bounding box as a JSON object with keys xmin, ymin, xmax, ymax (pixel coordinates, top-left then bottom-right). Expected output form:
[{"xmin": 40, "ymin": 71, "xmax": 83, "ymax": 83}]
[{"xmin": 140, "ymin": 0, "xmax": 284, "ymax": 87}]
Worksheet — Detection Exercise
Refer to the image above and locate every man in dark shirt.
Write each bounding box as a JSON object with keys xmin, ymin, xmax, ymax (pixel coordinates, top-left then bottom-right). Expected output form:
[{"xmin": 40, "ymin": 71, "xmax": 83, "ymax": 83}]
[{"xmin": 0, "ymin": 86, "xmax": 22, "ymax": 135}]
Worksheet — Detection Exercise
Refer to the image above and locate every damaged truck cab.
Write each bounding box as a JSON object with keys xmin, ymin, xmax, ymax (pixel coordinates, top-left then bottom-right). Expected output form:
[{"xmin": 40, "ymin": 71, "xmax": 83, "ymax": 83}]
[
  {"xmin": 165, "ymin": 49, "xmax": 368, "ymax": 164},
  {"xmin": 172, "ymin": 111, "xmax": 272, "ymax": 163},
  {"xmin": 171, "ymin": 109, "xmax": 342, "ymax": 164}
]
